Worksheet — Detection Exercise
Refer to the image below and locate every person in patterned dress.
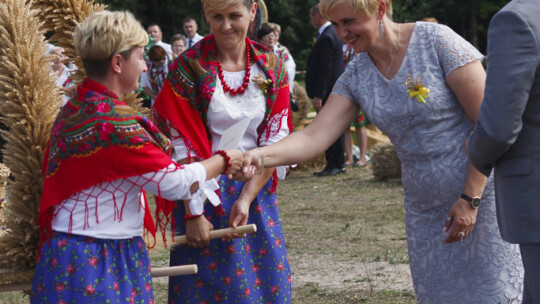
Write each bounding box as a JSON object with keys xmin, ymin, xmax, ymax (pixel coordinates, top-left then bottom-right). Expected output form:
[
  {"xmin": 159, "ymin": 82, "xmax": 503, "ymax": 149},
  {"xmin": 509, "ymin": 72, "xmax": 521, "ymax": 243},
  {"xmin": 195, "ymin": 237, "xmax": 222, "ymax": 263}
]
[
  {"xmin": 47, "ymin": 46, "xmax": 76, "ymax": 104},
  {"xmin": 240, "ymin": 0, "xmax": 524, "ymax": 303},
  {"xmin": 258, "ymin": 23, "xmax": 298, "ymax": 112},
  {"xmin": 140, "ymin": 44, "xmax": 170, "ymax": 107},
  {"xmin": 31, "ymin": 11, "xmax": 242, "ymax": 303},
  {"xmin": 152, "ymin": 0, "xmax": 293, "ymax": 303},
  {"xmin": 266, "ymin": 23, "xmax": 297, "ymax": 95}
]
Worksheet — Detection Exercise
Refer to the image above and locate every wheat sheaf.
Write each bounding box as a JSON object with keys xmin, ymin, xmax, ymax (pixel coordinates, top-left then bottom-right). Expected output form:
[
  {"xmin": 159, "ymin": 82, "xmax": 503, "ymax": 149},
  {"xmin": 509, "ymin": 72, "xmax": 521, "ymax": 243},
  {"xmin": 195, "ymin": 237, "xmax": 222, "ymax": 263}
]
[
  {"xmin": 0, "ymin": 0, "xmax": 61, "ymax": 285},
  {"xmin": 0, "ymin": 0, "xmax": 154, "ymax": 288}
]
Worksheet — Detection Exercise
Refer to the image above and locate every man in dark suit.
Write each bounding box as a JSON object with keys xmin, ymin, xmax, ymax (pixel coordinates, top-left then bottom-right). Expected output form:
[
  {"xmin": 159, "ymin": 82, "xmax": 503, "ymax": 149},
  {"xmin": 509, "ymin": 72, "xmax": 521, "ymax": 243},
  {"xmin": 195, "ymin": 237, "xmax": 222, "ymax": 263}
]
[
  {"xmin": 468, "ymin": 0, "xmax": 540, "ymax": 302},
  {"xmin": 305, "ymin": 3, "xmax": 345, "ymax": 177}
]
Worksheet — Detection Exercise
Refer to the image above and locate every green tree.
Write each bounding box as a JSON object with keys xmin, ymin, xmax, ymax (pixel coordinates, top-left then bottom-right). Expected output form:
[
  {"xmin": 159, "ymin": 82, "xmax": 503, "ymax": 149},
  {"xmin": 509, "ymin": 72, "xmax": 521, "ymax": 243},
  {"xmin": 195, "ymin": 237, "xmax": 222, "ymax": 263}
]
[
  {"xmin": 393, "ymin": 0, "xmax": 510, "ymax": 51},
  {"xmin": 265, "ymin": 0, "xmax": 318, "ymax": 74}
]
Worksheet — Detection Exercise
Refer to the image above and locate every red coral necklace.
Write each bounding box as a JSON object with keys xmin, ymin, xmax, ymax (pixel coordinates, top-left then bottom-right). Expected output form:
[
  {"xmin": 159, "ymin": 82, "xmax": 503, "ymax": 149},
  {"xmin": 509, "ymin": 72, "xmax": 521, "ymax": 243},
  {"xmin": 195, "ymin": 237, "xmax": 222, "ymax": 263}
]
[{"xmin": 217, "ymin": 39, "xmax": 251, "ymax": 96}]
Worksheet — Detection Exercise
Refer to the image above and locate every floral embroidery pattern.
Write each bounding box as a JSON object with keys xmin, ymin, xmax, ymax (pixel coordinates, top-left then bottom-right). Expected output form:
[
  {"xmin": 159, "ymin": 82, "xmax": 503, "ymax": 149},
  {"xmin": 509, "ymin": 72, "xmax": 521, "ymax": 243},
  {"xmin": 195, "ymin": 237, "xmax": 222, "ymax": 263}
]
[
  {"xmin": 45, "ymin": 79, "xmax": 171, "ymax": 177},
  {"xmin": 169, "ymin": 177, "xmax": 292, "ymax": 303},
  {"xmin": 31, "ymin": 233, "xmax": 154, "ymax": 304},
  {"xmin": 404, "ymin": 74, "xmax": 430, "ymax": 104},
  {"xmin": 164, "ymin": 35, "xmax": 288, "ymax": 144}
]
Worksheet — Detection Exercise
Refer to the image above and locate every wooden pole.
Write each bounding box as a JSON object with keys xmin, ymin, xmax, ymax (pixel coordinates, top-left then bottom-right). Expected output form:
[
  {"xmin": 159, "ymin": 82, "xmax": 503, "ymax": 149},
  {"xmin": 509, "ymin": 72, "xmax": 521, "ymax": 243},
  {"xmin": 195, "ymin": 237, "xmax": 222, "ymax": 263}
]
[
  {"xmin": 152, "ymin": 264, "xmax": 198, "ymax": 277},
  {"xmin": 174, "ymin": 224, "xmax": 257, "ymax": 245},
  {"xmin": 0, "ymin": 264, "xmax": 199, "ymax": 293},
  {"xmin": 0, "ymin": 225, "xmax": 258, "ymax": 292},
  {"xmin": 0, "ymin": 282, "xmax": 31, "ymax": 293}
]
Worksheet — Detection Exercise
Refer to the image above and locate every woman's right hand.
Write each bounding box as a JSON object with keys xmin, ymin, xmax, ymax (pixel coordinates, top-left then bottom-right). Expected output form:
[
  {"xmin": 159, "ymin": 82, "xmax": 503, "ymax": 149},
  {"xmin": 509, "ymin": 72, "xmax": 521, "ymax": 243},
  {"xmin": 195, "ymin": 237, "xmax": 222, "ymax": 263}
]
[
  {"xmin": 233, "ymin": 148, "xmax": 261, "ymax": 181},
  {"xmin": 185, "ymin": 216, "xmax": 214, "ymax": 248}
]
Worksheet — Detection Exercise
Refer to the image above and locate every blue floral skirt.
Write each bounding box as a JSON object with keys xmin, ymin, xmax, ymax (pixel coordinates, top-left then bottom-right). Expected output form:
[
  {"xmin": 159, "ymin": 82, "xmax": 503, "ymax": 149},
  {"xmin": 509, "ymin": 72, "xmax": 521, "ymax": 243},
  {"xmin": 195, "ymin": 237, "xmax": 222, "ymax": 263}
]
[
  {"xmin": 31, "ymin": 232, "xmax": 153, "ymax": 304},
  {"xmin": 169, "ymin": 176, "xmax": 292, "ymax": 304}
]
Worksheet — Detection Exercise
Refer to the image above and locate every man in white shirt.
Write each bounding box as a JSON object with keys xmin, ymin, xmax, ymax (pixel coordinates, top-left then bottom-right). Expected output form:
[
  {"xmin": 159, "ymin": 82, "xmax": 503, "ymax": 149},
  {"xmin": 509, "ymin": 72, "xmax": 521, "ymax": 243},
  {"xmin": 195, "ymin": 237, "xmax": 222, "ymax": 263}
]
[
  {"xmin": 147, "ymin": 23, "xmax": 173, "ymax": 58},
  {"xmin": 183, "ymin": 17, "xmax": 204, "ymax": 49}
]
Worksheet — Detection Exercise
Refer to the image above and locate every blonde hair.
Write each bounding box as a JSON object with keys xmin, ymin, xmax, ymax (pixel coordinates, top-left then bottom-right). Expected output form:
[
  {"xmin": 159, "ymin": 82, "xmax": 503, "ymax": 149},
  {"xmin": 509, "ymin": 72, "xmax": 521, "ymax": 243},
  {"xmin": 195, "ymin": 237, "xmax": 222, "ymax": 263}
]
[
  {"xmin": 74, "ymin": 11, "xmax": 148, "ymax": 76},
  {"xmin": 268, "ymin": 22, "xmax": 281, "ymax": 36},
  {"xmin": 420, "ymin": 17, "xmax": 438, "ymax": 23},
  {"xmin": 201, "ymin": 0, "xmax": 255, "ymax": 12},
  {"xmin": 319, "ymin": 0, "xmax": 393, "ymax": 19}
]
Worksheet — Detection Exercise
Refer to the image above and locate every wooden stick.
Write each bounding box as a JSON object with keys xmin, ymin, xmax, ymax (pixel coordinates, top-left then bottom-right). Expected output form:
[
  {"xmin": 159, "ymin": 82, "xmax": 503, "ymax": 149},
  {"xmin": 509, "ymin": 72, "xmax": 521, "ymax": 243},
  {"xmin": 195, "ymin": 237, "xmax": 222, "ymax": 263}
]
[
  {"xmin": 0, "ymin": 265, "xmax": 200, "ymax": 293},
  {"xmin": 175, "ymin": 224, "xmax": 257, "ymax": 245},
  {"xmin": 0, "ymin": 282, "xmax": 31, "ymax": 293},
  {"xmin": 151, "ymin": 264, "xmax": 198, "ymax": 277}
]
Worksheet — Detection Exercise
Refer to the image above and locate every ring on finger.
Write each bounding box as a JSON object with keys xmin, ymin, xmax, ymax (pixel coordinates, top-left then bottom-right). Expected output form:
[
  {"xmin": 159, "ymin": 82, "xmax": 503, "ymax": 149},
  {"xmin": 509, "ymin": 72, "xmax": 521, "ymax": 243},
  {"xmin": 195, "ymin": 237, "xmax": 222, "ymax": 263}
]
[
  {"xmin": 446, "ymin": 216, "xmax": 452, "ymax": 222},
  {"xmin": 457, "ymin": 231, "xmax": 465, "ymax": 241}
]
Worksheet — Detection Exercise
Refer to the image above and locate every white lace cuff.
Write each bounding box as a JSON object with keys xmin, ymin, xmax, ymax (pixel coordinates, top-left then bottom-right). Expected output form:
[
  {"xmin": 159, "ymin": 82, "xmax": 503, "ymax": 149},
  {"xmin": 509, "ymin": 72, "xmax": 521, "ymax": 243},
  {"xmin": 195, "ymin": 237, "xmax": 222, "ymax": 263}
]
[{"xmin": 188, "ymin": 164, "xmax": 221, "ymax": 215}]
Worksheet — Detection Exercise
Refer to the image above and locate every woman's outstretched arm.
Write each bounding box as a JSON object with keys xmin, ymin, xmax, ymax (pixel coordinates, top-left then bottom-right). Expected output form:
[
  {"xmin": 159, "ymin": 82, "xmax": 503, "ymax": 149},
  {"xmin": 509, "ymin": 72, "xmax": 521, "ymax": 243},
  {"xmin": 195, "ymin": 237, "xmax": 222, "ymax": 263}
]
[{"xmin": 240, "ymin": 94, "xmax": 359, "ymax": 176}]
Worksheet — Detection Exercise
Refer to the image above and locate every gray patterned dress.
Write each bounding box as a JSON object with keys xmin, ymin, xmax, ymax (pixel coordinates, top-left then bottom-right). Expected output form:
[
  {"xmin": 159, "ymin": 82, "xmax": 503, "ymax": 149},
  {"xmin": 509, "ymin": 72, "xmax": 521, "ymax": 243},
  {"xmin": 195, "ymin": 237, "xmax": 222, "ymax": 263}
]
[{"xmin": 332, "ymin": 22, "xmax": 524, "ymax": 303}]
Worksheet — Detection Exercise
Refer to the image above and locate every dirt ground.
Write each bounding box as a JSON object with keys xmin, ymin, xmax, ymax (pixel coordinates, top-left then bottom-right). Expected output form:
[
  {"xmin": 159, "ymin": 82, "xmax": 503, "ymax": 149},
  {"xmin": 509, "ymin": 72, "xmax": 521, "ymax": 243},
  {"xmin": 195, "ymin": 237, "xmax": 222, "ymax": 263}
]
[
  {"xmin": 278, "ymin": 165, "xmax": 415, "ymax": 302},
  {"xmin": 289, "ymin": 253, "xmax": 412, "ymax": 291}
]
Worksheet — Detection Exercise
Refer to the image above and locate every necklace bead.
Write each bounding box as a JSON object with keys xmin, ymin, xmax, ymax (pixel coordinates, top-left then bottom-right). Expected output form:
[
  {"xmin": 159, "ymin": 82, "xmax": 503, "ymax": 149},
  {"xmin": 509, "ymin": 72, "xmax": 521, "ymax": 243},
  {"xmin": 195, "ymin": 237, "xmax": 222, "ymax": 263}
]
[{"xmin": 217, "ymin": 38, "xmax": 251, "ymax": 96}]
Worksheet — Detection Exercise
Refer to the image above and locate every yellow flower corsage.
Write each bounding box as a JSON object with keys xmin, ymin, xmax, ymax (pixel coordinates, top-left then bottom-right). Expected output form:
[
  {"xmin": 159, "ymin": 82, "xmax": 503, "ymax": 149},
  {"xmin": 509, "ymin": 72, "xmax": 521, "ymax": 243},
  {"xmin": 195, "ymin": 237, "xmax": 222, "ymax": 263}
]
[
  {"xmin": 252, "ymin": 73, "xmax": 273, "ymax": 94},
  {"xmin": 404, "ymin": 74, "xmax": 430, "ymax": 104}
]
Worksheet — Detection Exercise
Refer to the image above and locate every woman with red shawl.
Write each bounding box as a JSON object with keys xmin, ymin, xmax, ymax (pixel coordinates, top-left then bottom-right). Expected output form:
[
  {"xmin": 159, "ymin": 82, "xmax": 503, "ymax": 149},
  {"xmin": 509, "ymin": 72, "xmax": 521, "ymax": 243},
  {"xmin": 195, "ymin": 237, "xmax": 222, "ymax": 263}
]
[{"xmin": 153, "ymin": 0, "xmax": 293, "ymax": 302}]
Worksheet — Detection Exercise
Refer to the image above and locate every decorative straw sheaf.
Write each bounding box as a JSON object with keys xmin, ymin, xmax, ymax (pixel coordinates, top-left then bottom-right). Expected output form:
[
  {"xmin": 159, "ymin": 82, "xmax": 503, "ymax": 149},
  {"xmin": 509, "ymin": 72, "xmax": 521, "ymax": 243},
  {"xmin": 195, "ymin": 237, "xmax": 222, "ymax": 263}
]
[
  {"xmin": 0, "ymin": 163, "xmax": 10, "ymax": 233},
  {"xmin": 370, "ymin": 142, "xmax": 402, "ymax": 181},
  {"xmin": 291, "ymin": 81, "xmax": 310, "ymax": 130},
  {"xmin": 0, "ymin": 0, "xmax": 159, "ymax": 288},
  {"xmin": 0, "ymin": 0, "xmax": 61, "ymax": 284},
  {"xmin": 32, "ymin": 0, "xmax": 151, "ymax": 117}
]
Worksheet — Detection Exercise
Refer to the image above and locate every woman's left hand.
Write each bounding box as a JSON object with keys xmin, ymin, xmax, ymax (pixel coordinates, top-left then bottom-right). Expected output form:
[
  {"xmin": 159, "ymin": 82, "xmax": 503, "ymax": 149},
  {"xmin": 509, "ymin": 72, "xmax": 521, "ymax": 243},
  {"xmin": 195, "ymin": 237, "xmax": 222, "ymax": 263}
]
[
  {"xmin": 442, "ymin": 198, "xmax": 478, "ymax": 244},
  {"xmin": 224, "ymin": 198, "xmax": 251, "ymax": 241}
]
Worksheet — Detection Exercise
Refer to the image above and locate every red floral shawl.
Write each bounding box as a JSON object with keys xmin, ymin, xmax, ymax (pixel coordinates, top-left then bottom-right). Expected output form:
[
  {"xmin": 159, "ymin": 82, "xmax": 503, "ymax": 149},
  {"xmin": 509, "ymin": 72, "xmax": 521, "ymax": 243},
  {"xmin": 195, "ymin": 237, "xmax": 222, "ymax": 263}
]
[
  {"xmin": 39, "ymin": 78, "xmax": 175, "ymax": 243},
  {"xmin": 153, "ymin": 35, "xmax": 292, "ymax": 190}
]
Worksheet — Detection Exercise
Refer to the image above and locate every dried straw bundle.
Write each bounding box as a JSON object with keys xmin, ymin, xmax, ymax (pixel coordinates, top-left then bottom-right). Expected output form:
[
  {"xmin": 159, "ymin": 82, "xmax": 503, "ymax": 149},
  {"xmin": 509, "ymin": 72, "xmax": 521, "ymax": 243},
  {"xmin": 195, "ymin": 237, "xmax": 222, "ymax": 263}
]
[
  {"xmin": 370, "ymin": 142, "xmax": 402, "ymax": 181},
  {"xmin": 0, "ymin": 164, "xmax": 10, "ymax": 234},
  {"xmin": 290, "ymin": 82, "xmax": 310, "ymax": 130},
  {"xmin": 0, "ymin": 0, "xmax": 61, "ymax": 284},
  {"xmin": 290, "ymin": 83, "xmax": 326, "ymax": 169},
  {"xmin": 32, "ymin": 0, "xmax": 151, "ymax": 117}
]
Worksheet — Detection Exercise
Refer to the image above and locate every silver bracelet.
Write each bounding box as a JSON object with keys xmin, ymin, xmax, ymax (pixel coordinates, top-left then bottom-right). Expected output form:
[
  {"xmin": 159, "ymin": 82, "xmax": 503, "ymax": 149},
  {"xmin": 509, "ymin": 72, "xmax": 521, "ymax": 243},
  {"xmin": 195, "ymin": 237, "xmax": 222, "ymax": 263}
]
[{"xmin": 256, "ymin": 148, "xmax": 264, "ymax": 175}]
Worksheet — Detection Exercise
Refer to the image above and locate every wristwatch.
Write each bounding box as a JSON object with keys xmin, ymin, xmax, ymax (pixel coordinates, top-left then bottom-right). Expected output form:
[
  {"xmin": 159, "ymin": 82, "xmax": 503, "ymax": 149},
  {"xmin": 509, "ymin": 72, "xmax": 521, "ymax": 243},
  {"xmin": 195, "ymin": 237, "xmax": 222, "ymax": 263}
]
[{"xmin": 460, "ymin": 193, "xmax": 481, "ymax": 209}]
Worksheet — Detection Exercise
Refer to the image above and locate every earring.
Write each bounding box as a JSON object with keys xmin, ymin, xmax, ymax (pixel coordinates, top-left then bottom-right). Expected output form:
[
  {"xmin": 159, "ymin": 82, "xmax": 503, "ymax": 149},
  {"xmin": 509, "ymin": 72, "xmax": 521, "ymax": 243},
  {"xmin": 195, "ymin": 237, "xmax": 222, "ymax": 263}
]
[{"xmin": 379, "ymin": 20, "xmax": 384, "ymax": 40}]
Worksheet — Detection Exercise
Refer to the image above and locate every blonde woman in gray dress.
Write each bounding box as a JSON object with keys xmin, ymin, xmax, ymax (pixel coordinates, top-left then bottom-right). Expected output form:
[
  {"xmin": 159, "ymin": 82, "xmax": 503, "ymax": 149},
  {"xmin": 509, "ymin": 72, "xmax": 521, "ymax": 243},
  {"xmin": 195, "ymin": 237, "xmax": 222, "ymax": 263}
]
[{"xmin": 240, "ymin": 0, "xmax": 524, "ymax": 302}]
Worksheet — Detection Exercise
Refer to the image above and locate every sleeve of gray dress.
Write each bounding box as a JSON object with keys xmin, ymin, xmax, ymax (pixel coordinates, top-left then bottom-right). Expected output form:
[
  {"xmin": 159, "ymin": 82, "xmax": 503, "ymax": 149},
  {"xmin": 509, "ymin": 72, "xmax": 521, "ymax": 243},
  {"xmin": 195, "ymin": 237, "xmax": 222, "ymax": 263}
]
[{"xmin": 432, "ymin": 23, "xmax": 484, "ymax": 77}]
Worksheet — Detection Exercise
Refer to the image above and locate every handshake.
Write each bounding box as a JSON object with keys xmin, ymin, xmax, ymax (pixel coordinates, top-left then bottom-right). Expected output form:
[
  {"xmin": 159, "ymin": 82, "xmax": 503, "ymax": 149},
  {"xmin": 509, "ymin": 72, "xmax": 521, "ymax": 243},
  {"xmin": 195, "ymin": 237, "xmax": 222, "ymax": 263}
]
[{"xmin": 216, "ymin": 148, "xmax": 266, "ymax": 181}]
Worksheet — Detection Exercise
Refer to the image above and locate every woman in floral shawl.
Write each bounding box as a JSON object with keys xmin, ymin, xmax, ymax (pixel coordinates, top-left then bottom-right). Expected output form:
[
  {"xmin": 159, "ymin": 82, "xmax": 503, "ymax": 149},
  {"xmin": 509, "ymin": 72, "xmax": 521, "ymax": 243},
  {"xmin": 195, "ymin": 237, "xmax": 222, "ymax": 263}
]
[
  {"xmin": 152, "ymin": 0, "xmax": 293, "ymax": 303},
  {"xmin": 32, "ymin": 11, "xmax": 242, "ymax": 303}
]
